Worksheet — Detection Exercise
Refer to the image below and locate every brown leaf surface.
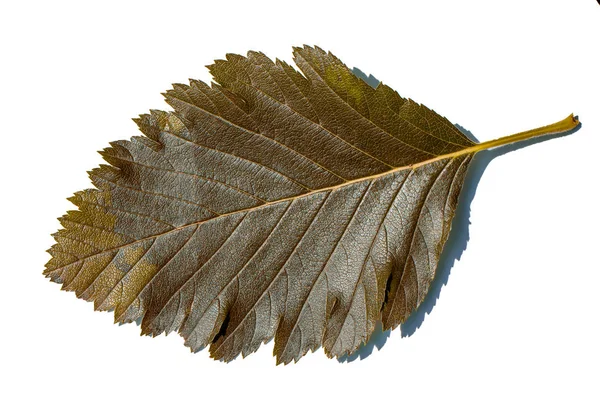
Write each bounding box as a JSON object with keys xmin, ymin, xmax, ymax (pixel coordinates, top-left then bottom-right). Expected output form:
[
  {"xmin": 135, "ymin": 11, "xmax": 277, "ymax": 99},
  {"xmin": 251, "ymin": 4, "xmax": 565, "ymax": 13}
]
[{"xmin": 44, "ymin": 45, "xmax": 578, "ymax": 364}]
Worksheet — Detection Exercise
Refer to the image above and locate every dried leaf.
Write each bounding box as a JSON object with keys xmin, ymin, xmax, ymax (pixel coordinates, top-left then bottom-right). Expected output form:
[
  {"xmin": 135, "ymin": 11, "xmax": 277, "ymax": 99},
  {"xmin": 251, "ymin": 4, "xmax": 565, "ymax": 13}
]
[{"xmin": 44, "ymin": 45, "xmax": 579, "ymax": 364}]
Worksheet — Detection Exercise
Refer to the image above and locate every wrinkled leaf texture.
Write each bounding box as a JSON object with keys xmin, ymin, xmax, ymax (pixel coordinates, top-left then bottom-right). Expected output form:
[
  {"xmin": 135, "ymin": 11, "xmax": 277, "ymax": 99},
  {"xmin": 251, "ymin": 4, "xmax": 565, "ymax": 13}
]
[{"xmin": 44, "ymin": 45, "xmax": 577, "ymax": 364}]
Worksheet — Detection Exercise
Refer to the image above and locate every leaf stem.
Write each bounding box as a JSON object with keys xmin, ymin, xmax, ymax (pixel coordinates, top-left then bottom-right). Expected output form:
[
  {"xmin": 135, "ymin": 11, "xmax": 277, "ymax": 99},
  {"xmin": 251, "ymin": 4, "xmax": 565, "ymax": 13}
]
[
  {"xmin": 469, "ymin": 114, "xmax": 579, "ymax": 153},
  {"xmin": 409, "ymin": 114, "xmax": 579, "ymax": 169}
]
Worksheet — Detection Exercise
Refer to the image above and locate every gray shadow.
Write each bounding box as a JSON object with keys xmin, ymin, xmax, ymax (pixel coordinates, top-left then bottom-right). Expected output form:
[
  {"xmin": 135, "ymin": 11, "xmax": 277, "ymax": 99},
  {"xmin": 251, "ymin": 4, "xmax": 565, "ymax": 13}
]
[
  {"xmin": 343, "ymin": 65, "xmax": 581, "ymax": 362},
  {"xmin": 352, "ymin": 67, "xmax": 381, "ymax": 90}
]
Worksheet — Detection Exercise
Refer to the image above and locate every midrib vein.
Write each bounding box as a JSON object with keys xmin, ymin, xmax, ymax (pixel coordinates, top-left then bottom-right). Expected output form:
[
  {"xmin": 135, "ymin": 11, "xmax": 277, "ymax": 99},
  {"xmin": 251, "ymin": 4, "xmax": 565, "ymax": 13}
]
[{"xmin": 53, "ymin": 114, "xmax": 578, "ymax": 271}]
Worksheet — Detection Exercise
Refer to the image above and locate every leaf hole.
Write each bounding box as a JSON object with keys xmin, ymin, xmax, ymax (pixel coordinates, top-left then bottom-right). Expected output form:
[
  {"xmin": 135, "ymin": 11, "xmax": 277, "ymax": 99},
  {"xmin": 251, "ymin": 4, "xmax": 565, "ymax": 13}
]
[
  {"xmin": 211, "ymin": 312, "xmax": 231, "ymax": 344},
  {"xmin": 382, "ymin": 272, "xmax": 394, "ymax": 312}
]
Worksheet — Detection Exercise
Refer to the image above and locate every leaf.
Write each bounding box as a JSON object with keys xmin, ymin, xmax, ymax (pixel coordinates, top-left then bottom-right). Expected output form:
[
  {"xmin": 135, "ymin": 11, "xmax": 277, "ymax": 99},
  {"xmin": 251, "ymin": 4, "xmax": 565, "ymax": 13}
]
[{"xmin": 44, "ymin": 45, "xmax": 579, "ymax": 364}]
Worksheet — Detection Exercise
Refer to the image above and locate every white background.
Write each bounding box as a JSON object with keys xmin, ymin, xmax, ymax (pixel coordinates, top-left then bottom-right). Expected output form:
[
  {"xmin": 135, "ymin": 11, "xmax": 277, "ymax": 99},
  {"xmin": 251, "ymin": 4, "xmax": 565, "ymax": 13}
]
[{"xmin": 1, "ymin": 1, "xmax": 599, "ymax": 399}]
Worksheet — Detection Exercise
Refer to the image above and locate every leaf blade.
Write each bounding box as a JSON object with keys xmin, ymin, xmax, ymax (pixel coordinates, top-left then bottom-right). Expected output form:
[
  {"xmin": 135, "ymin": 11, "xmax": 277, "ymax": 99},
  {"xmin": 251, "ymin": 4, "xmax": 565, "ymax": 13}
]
[{"xmin": 45, "ymin": 45, "xmax": 579, "ymax": 364}]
